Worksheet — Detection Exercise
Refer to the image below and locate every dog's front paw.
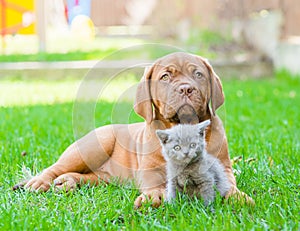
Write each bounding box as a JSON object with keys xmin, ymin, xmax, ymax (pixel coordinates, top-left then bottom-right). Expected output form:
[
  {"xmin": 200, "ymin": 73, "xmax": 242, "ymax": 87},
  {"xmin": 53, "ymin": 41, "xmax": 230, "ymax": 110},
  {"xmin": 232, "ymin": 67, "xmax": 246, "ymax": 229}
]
[
  {"xmin": 134, "ymin": 188, "xmax": 166, "ymax": 209},
  {"xmin": 18, "ymin": 175, "xmax": 52, "ymax": 192},
  {"xmin": 53, "ymin": 174, "xmax": 78, "ymax": 192},
  {"xmin": 225, "ymin": 186, "xmax": 255, "ymax": 206}
]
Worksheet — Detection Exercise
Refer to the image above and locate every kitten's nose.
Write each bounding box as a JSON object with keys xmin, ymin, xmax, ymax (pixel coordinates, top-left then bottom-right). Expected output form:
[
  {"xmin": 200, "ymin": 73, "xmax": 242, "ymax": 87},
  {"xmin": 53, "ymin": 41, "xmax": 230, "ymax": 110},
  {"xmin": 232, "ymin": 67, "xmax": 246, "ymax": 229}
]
[{"xmin": 183, "ymin": 152, "xmax": 189, "ymax": 157}]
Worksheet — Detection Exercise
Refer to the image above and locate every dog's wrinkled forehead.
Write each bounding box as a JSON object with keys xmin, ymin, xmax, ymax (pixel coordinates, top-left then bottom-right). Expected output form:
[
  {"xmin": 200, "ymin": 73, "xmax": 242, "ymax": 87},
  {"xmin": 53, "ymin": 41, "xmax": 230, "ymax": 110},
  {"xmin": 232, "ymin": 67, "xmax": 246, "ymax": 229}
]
[{"xmin": 152, "ymin": 52, "xmax": 209, "ymax": 77}]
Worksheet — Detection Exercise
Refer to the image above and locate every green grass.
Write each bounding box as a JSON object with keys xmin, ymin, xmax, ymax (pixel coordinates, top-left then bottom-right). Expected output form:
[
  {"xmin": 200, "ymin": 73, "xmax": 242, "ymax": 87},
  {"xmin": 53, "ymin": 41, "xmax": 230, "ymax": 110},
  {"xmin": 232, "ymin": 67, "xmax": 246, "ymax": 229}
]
[
  {"xmin": 0, "ymin": 72, "xmax": 299, "ymax": 230},
  {"xmin": 0, "ymin": 50, "xmax": 114, "ymax": 62},
  {"xmin": 0, "ymin": 45, "xmax": 211, "ymax": 62},
  {"xmin": 0, "ymin": 33, "xmax": 222, "ymax": 62},
  {"xmin": 0, "ymin": 36, "xmax": 147, "ymax": 62}
]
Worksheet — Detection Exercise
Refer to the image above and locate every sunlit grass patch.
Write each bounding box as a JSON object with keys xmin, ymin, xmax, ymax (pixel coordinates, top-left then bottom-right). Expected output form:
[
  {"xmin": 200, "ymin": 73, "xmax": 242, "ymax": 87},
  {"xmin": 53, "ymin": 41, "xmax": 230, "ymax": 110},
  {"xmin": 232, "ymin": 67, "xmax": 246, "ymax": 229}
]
[{"xmin": 0, "ymin": 75, "xmax": 139, "ymax": 107}]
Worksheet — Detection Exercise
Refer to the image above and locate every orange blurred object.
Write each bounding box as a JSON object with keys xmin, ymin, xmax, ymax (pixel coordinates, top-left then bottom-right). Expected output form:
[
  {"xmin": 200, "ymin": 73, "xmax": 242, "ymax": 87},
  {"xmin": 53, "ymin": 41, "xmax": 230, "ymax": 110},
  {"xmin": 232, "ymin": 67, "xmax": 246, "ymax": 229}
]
[{"xmin": 0, "ymin": 0, "xmax": 35, "ymax": 35}]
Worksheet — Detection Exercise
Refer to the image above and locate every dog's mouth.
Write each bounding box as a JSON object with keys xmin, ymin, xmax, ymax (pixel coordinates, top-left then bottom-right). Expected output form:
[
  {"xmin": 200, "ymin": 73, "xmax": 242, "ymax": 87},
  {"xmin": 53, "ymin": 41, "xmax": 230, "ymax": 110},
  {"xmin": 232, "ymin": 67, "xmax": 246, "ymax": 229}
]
[{"xmin": 169, "ymin": 104, "xmax": 199, "ymax": 124}]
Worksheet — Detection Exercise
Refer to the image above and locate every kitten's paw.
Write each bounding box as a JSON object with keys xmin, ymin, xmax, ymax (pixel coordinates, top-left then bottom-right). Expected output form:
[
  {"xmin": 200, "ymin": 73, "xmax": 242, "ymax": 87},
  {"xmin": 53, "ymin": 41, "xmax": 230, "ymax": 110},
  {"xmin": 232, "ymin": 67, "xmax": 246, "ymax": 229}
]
[
  {"xmin": 165, "ymin": 196, "xmax": 175, "ymax": 204},
  {"xmin": 203, "ymin": 196, "xmax": 215, "ymax": 207}
]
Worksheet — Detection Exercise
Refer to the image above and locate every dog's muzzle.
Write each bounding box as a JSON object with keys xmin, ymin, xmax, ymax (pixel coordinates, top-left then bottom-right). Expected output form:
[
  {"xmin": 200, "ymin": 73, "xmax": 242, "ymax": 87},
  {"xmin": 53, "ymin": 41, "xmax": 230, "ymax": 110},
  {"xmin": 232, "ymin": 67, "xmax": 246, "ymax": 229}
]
[{"xmin": 171, "ymin": 104, "xmax": 199, "ymax": 124}]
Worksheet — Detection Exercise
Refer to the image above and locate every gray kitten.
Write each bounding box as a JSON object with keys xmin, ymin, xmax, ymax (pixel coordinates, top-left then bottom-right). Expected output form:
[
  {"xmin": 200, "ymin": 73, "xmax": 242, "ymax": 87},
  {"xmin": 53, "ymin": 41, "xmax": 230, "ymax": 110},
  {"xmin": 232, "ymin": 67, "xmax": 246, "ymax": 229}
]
[{"xmin": 156, "ymin": 120, "xmax": 230, "ymax": 205}]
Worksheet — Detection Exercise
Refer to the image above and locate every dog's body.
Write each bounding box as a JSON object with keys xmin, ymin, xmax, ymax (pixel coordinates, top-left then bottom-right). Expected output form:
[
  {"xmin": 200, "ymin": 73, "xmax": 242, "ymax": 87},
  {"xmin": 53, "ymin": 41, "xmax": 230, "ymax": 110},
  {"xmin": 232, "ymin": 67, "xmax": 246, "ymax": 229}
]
[{"xmin": 14, "ymin": 52, "xmax": 252, "ymax": 207}]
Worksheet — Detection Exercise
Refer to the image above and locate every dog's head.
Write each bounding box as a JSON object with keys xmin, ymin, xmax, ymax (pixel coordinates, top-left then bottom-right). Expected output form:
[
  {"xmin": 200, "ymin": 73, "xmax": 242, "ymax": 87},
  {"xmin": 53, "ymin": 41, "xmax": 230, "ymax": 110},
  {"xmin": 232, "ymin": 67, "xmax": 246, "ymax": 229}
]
[{"xmin": 134, "ymin": 52, "xmax": 224, "ymax": 125}]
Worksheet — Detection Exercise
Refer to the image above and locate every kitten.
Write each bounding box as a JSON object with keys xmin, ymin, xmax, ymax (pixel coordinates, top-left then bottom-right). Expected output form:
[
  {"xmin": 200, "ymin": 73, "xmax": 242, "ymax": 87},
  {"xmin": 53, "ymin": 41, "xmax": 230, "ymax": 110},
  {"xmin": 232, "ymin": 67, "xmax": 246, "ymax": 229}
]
[{"xmin": 156, "ymin": 120, "xmax": 230, "ymax": 205}]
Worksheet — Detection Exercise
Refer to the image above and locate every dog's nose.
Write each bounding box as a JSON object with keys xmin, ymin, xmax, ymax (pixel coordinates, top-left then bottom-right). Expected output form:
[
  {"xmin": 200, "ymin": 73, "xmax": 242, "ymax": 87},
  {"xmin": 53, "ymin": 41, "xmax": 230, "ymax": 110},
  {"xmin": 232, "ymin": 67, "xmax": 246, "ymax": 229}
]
[{"xmin": 178, "ymin": 84, "xmax": 195, "ymax": 96}]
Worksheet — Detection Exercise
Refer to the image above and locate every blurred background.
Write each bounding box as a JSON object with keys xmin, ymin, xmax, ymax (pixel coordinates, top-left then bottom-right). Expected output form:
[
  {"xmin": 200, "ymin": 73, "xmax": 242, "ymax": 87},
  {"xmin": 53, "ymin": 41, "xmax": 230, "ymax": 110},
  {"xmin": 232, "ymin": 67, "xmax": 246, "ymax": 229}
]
[{"xmin": 0, "ymin": 0, "xmax": 300, "ymax": 79}]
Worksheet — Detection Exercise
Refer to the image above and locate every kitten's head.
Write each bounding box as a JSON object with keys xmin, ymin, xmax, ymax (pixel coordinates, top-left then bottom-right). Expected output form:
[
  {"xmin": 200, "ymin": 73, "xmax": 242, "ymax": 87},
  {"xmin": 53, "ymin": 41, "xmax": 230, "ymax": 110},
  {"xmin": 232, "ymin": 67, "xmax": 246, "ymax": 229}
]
[{"xmin": 156, "ymin": 120, "xmax": 211, "ymax": 164}]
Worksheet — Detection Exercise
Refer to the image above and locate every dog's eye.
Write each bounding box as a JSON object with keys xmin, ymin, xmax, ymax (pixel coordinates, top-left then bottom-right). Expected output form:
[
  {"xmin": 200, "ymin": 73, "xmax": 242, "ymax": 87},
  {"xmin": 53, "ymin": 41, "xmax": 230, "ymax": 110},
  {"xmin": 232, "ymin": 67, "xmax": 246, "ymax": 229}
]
[
  {"xmin": 194, "ymin": 71, "xmax": 203, "ymax": 79},
  {"xmin": 190, "ymin": 143, "xmax": 196, "ymax": 148},
  {"xmin": 161, "ymin": 73, "xmax": 170, "ymax": 81},
  {"xmin": 173, "ymin": 145, "xmax": 181, "ymax": 151}
]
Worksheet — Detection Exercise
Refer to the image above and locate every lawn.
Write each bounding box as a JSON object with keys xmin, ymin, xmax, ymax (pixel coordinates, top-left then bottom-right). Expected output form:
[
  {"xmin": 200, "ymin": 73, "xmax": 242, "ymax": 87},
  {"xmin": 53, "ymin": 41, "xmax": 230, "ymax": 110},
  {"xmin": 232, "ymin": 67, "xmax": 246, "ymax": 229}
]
[
  {"xmin": 0, "ymin": 72, "xmax": 299, "ymax": 230},
  {"xmin": 0, "ymin": 44, "xmax": 214, "ymax": 62},
  {"xmin": 0, "ymin": 30, "xmax": 226, "ymax": 62}
]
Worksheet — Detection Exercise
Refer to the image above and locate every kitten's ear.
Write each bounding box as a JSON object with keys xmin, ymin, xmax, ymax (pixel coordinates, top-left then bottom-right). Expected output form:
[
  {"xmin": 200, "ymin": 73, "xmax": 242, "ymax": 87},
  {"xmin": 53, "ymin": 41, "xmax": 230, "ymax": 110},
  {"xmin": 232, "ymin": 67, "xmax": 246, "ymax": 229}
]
[
  {"xmin": 199, "ymin": 120, "xmax": 211, "ymax": 128},
  {"xmin": 156, "ymin": 130, "xmax": 169, "ymax": 144},
  {"xmin": 197, "ymin": 120, "xmax": 211, "ymax": 136}
]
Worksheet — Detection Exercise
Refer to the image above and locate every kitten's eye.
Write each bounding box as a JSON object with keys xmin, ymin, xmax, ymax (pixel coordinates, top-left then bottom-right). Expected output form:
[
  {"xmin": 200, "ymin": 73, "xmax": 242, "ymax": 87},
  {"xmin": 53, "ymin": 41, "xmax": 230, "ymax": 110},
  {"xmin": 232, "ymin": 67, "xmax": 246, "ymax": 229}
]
[
  {"xmin": 160, "ymin": 73, "xmax": 170, "ymax": 81},
  {"xmin": 190, "ymin": 143, "xmax": 196, "ymax": 148},
  {"xmin": 173, "ymin": 145, "xmax": 181, "ymax": 151},
  {"xmin": 194, "ymin": 70, "xmax": 203, "ymax": 79}
]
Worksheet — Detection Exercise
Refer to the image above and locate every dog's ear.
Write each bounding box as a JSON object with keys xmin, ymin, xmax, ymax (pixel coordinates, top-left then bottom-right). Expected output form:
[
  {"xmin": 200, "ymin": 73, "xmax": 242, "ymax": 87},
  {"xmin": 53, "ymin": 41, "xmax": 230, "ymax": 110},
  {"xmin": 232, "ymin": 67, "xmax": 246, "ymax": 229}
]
[
  {"xmin": 134, "ymin": 66, "xmax": 154, "ymax": 124},
  {"xmin": 200, "ymin": 58, "xmax": 224, "ymax": 116}
]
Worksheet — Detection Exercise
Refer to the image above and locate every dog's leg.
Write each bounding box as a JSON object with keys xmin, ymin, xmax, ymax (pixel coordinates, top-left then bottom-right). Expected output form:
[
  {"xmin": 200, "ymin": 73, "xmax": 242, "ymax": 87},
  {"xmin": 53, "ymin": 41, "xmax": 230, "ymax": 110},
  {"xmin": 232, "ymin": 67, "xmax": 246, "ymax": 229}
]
[
  {"xmin": 134, "ymin": 165, "xmax": 166, "ymax": 208},
  {"xmin": 13, "ymin": 126, "xmax": 115, "ymax": 192},
  {"xmin": 52, "ymin": 171, "xmax": 111, "ymax": 192}
]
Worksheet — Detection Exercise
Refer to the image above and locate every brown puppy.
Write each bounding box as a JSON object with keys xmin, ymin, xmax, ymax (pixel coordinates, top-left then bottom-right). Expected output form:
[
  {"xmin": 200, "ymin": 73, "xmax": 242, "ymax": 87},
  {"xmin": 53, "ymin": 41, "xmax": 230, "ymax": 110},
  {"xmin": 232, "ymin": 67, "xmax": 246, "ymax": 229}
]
[{"xmin": 13, "ymin": 52, "xmax": 253, "ymax": 207}]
